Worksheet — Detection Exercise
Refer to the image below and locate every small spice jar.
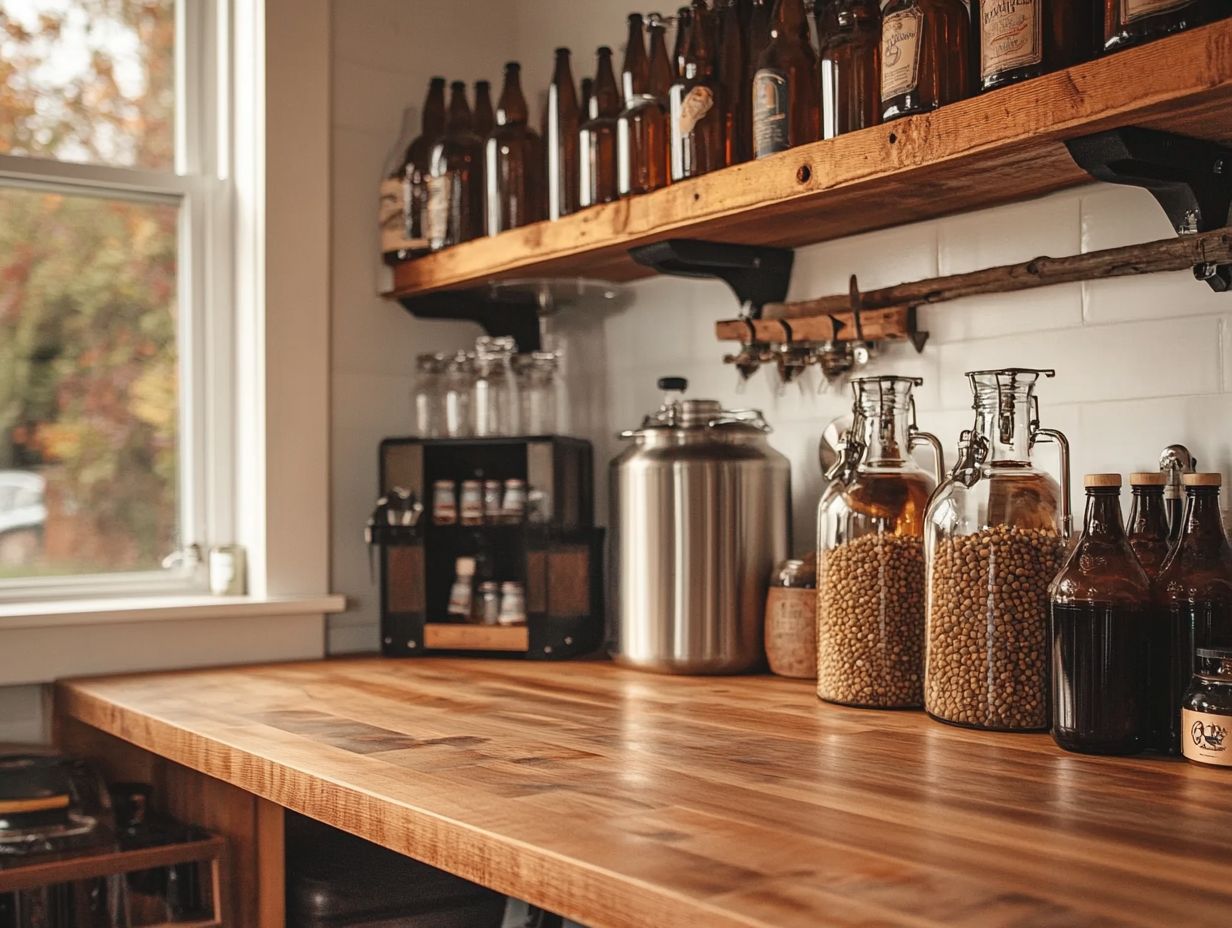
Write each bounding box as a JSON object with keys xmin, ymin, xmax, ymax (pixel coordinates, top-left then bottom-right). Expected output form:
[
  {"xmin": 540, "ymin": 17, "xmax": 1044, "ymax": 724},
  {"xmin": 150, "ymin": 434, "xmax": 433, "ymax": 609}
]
[
  {"xmin": 1182, "ymin": 648, "xmax": 1232, "ymax": 768},
  {"xmin": 764, "ymin": 556, "xmax": 818, "ymax": 679}
]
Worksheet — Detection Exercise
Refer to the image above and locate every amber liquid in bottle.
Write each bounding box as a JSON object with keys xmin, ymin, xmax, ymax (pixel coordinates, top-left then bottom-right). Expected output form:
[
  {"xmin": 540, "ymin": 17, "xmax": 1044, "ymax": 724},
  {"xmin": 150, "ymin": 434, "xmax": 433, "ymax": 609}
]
[
  {"xmin": 1103, "ymin": 0, "xmax": 1221, "ymax": 53},
  {"xmin": 718, "ymin": 0, "xmax": 751, "ymax": 165},
  {"xmin": 472, "ymin": 79, "xmax": 495, "ymax": 138},
  {"xmin": 393, "ymin": 76, "xmax": 446, "ymax": 262},
  {"xmin": 426, "ymin": 81, "xmax": 485, "ymax": 250},
  {"xmin": 1156, "ymin": 479, "xmax": 1232, "ymax": 755},
  {"xmin": 880, "ymin": 0, "xmax": 972, "ymax": 122},
  {"xmin": 973, "ymin": 0, "xmax": 1094, "ymax": 92},
  {"xmin": 670, "ymin": 0, "xmax": 725, "ymax": 180},
  {"xmin": 1050, "ymin": 481, "xmax": 1154, "ymax": 756},
  {"xmin": 619, "ymin": 17, "xmax": 673, "ymax": 195},
  {"xmin": 580, "ymin": 47, "xmax": 621, "ymax": 207},
  {"xmin": 752, "ymin": 0, "xmax": 820, "ymax": 158},
  {"xmin": 545, "ymin": 49, "xmax": 581, "ymax": 220},
  {"xmin": 818, "ymin": 0, "xmax": 882, "ymax": 138},
  {"xmin": 485, "ymin": 63, "xmax": 544, "ymax": 236}
]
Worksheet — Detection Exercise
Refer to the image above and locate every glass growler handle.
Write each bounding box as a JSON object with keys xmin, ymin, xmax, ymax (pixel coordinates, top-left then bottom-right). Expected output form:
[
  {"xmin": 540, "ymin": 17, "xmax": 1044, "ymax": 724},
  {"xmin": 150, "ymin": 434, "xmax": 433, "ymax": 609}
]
[
  {"xmin": 1031, "ymin": 425, "xmax": 1073, "ymax": 540},
  {"xmin": 909, "ymin": 429, "xmax": 946, "ymax": 486}
]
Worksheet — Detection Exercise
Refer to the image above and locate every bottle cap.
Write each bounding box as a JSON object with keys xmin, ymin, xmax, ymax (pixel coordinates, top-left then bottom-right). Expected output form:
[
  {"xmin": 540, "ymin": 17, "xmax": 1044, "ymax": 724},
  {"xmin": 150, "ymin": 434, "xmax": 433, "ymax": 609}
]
[
  {"xmin": 1129, "ymin": 472, "xmax": 1167, "ymax": 486},
  {"xmin": 455, "ymin": 557, "xmax": 476, "ymax": 576},
  {"xmin": 1183, "ymin": 473, "xmax": 1223, "ymax": 487},
  {"xmin": 1084, "ymin": 474, "xmax": 1122, "ymax": 488}
]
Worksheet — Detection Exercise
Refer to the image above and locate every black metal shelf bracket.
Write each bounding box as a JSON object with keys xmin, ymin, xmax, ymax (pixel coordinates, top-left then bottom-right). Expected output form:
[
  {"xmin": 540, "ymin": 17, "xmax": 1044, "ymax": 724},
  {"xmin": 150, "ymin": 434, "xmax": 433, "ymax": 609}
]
[
  {"xmin": 397, "ymin": 289, "xmax": 542, "ymax": 353},
  {"xmin": 1066, "ymin": 127, "xmax": 1232, "ymax": 292},
  {"xmin": 628, "ymin": 239, "xmax": 795, "ymax": 315}
]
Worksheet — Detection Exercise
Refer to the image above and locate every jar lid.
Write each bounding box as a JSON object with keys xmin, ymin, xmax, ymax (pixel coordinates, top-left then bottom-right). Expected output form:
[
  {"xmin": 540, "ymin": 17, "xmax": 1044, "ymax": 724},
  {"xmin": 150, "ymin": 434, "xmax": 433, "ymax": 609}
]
[
  {"xmin": 1197, "ymin": 648, "xmax": 1232, "ymax": 660},
  {"xmin": 1129, "ymin": 472, "xmax": 1166, "ymax": 486},
  {"xmin": 1183, "ymin": 473, "xmax": 1223, "ymax": 487},
  {"xmin": 1084, "ymin": 474, "xmax": 1122, "ymax": 488}
]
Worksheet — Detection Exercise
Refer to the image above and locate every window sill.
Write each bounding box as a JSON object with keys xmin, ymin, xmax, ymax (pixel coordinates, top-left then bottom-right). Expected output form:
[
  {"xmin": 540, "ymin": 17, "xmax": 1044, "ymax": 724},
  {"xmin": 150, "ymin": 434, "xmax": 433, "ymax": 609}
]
[{"xmin": 0, "ymin": 594, "xmax": 347, "ymax": 687}]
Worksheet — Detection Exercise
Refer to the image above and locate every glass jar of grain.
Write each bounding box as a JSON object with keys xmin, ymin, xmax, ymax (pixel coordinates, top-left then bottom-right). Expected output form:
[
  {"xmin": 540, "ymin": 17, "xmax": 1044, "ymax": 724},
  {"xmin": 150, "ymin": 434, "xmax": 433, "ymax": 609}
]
[
  {"xmin": 923, "ymin": 368, "xmax": 1072, "ymax": 732},
  {"xmin": 816, "ymin": 376, "xmax": 943, "ymax": 708},
  {"xmin": 765, "ymin": 556, "xmax": 818, "ymax": 679}
]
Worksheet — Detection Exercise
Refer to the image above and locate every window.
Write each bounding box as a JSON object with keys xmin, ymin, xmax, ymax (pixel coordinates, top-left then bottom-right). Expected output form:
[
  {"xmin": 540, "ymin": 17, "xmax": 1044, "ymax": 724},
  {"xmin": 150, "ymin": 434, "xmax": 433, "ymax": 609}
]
[{"xmin": 0, "ymin": 0, "xmax": 230, "ymax": 596}]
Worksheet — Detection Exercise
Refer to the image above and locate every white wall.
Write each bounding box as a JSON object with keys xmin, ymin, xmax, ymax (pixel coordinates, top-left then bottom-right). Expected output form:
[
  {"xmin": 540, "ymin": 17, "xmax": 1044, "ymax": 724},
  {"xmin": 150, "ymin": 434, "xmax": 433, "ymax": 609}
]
[{"xmin": 326, "ymin": 2, "xmax": 1232, "ymax": 649}]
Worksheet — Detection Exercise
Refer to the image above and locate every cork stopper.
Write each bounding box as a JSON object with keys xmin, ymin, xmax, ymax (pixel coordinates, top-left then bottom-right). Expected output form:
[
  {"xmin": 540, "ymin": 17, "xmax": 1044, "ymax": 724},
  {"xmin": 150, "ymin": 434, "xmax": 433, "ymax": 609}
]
[
  {"xmin": 1129, "ymin": 472, "xmax": 1167, "ymax": 486},
  {"xmin": 1183, "ymin": 473, "xmax": 1223, "ymax": 487},
  {"xmin": 1084, "ymin": 473, "xmax": 1122, "ymax": 488}
]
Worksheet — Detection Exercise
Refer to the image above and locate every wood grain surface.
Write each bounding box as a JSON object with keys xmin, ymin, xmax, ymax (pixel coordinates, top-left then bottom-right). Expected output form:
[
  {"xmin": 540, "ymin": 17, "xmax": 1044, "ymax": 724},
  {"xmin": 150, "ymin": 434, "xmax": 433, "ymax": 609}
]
[
  {"xmin": 389, "ymin": 20, "xmax": 1232, "ymax": 298},
  {"xmin": 56, "ymin": 658, "xmax": 1232, "ymax": 928}
]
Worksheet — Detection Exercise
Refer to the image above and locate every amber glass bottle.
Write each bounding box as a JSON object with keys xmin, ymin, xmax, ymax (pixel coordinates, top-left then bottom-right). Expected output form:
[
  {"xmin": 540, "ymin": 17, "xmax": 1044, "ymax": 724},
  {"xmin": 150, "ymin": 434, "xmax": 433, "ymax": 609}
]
[
  {"xmin": 580, "ymin": 78, "xmax": 594, "ymax": 120},
  {"xmin": 426, "ymin": 81, "xmax": 484, "ymax": 251},
  {"xmin": 580, "ymin": 47, "xmax": 621, "ymax": 207},
  {"xmin": 472, "ymin": 80, "xmax": 495, "ymax": 138},
  {"xmin": 880, "ymin": 0, "xmax": 971, "ymax": 122},
  {"xmin": 1156, "ymin": 474, "xmax": 1232, "ymax": 755},
  {"xmin": 393, "ymin": 76, "xmax": 446, "ymax": 261},
  {"xmin": 484, "ymin": 63, "xmax": 544, "ymax": 236},
  {"xmin": 1104, "ymin": 0, "xmax": 1221, "ymax": 53},
  {"xmin": 972, "ymin": 0, "xmax": 1094, "ymax": 92},
  {"xmin": 752, "ymin": 0, "xmax": 821, "ymax": 158},
  {"xmin": 818, "ymin": 0, "xmax": 882, "ymax": 138},
  {"xmin": 545, "ymin": 49, "xmax": 581, "ymax": 220},
  {"xmin": 718, "ymin": 0, "xmax": 751, "ymax": 165},
  {"xmin": 1128, "ymin": 472, "xmax": 1171, "ymax": 581},
  {"xmin": 618, "ymin": 15, "xmax": 673, "ymax": 196},
  {"xmin": 621, "ymin": 14, "xmax": 650, "ymax": 102},
  {"xmin": 670, "ymin": 0, "xmax": 725, "ymax": 181},
  {"xmin": 673, "ymin": 6, "xmax": 694, "ymax": 78},
  {"xmin": 1050, "ymin": 475, "xmax": 1155, "ymax": 755}
]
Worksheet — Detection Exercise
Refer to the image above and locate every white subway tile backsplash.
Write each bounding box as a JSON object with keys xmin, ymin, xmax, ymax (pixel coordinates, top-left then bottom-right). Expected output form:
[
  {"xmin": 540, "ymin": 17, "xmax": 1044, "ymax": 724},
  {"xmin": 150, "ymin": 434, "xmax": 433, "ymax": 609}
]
[
  {"xmin": 935, "ymin": 316, "xmax": 1222, "ymax": 409},
  {"xmin": 1081, "ymin": 184, "xmax": 1176, "ymax": 250},
  {"xmin": 923, "ymin": 285, "xmax": 1084, "ymax": 345},
  {"xmin": 938, "ymin": 189, "xmax": 1082, "ymax": 276},
  {"xmin": 791, "ymin": 222, "xmax": 938, "ymax": 300}
]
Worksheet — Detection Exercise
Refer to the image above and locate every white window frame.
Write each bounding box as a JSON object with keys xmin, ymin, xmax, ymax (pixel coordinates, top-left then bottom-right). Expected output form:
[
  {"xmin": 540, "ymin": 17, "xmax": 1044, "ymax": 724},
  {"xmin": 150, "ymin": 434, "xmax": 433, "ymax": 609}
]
[{"xmin": 0, "ymin": 0, "xmax": 233, "ymax": 602}]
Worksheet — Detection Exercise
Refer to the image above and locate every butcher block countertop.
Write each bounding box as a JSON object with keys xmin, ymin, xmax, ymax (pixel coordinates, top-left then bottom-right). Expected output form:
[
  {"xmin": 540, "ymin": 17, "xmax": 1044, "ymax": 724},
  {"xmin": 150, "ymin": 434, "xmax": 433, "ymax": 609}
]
[{"xmin": 56, "ymin": 658, "xmax": 1232, "ymax": 928}]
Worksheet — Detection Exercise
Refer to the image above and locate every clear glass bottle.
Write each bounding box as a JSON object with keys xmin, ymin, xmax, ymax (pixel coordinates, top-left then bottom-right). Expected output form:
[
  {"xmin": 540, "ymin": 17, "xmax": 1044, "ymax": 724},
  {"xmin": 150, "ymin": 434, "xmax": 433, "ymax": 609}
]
[
  {"xmin": 1049, "ymin": 475, "xmax": 1154, "ymax": 755},
  {"xmin": 1156, "ymin": 473, "xmax": 1232, "ymax": 755},
  {"xmin": 817, "ymin": 376, "xmax": 943, "ymax": 708},
  {"xmin": 442, "ymin": 351, "xmax": 474, "ymax": 438},
  {"xmin": 518, "ymin": 351, "xmax": 561, "ymax": 436},
  {"xmin": 1182, "ymin": 647, "xmax": 1232, "ymax": 768},
  {"xmin": 1127, "ymin": 471, "xmax": 1171, "ymax": 580},
  {"xmin": 472, "ymin": 337, "xmax": 520, "ymax": 437},
  {"xmin": 412, "ymin": 352, "xmax": 446, "ymax": 438},
  {"xmin": 924, "ymin": 368, "xmax": 1071, "ymax": 731}
]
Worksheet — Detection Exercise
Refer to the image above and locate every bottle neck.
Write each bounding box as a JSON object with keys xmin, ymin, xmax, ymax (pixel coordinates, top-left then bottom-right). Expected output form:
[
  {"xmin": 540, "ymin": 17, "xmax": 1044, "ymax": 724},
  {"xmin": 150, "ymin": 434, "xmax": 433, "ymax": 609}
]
[
  {"xmin": 648, "ymin": 25, "xmax": 674, "ymax": 97},
  {"xmin": 1083, "ymin": 490, "xmax": 1127, "ymax": 540},
  {"xmin": 1128, "ymin": 487, "xmax": 1169, "ymax": 538},
  {"xmin": 1179, "ymin": 489, "xmax": 1229, "ymax": 549},
  {"xmin": 685, "ymin": 3, "xmax": 713, "ymax": 74},
  {"xmin": 446, "ymin": 88, "xmax": 471, "ymax": 132},
  {"xmin": 772, "ymin": 0, "xmax": 810, "ymax": 40},
  {"xmin": 423, "ymin": 83, "xmax": 446, "ymax": 135},
  {"xmin": 623, "ymin": 17, "xmax": 649, "ymax": 101},
  {"xmin": 856, "ymin": 405, "xmax": 912, "ymax": 467},
  {"xmin": 972, "ymin": 394, "xmax": 1033, "ymax": 465},
  {"xmin": 497, "ymin": 70, "xmax": 528, "ymax": 125},
  {"xmin": 592, "ymin": 51, "xmax": 621, "ymax": 118}
]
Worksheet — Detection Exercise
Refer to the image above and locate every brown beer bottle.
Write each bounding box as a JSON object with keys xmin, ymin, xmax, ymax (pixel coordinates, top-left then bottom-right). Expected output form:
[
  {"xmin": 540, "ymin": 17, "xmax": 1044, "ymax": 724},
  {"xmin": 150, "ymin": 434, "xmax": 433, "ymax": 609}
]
[
  {"xmin": 880, "ymin": 0, "xmax": 972, "ymax": 122},
  {"xmin": 618, "ymin": 14, "xmax": 673, "ymax": 195},
  {"xmin": 425, "ymin": 81, "xmax": 485, "ymax": 250},
  {"xmin": 1127, "ymin": 472, "xmax": 1171, "ymax": 581},
  {"xmin": 973, "ymin": 0, "xmax": 1094, "ymax": 92},
  {"xmin": 393, "ymin": 76, "xmax": 446, "ymax": 261},
  {"xmin": 1104, "ymin": 0, "xmax": 1221, "ymax": 53},
  {"xmin": 485, "ymin": 63, "xmax": 544, "ymax": 236},
  {"xmin": 670, "ymin": 0, "xmax": 724, "ymax": 180},
  {"xmin": 473, "ymin": 80, "xmax": 495, "ymax": 137},
  {"xmin": 818, "ymin": 0, "xmax": 882, "ymax": 138},
  {"xmin": 545, "ymin": 49, "xmax": 581, "ymax": 220},
  {"xmin": 718, "ymin": 0, "xmax": 751, "ymax": 165},
  {"xmin": 753, "ymin": 0, "xmax": 822, "ymax": 158},
  {"xmin": 580, "ymin": 47, "xmax": 621, "ymax": 207},
  {"xmin": 580, "ymin": 77, "xmax": 595, "ymax": 118},
  {"xmin": 673, "ymin": 6, "xmax": 694, "ymax": 77},
  {"xmin": 622, "ymin": 14, "xmax": 650, "ymax": 102}
]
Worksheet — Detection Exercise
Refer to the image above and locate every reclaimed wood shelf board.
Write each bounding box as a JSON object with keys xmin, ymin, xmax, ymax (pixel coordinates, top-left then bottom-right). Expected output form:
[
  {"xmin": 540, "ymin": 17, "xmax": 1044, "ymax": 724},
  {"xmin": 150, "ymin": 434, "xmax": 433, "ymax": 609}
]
[
  {"xmin": 387, "ymin": 20, "xmax": 1232, "ymax": 300},
  {"xmin": 57, "ymin": 658, "xmax": 1232, "ymax": 928}
]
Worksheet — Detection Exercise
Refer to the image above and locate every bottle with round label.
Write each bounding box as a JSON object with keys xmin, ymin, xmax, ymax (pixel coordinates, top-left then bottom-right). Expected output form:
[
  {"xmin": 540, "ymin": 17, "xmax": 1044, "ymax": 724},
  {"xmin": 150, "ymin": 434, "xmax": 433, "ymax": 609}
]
[
  {"xmin": 1182, "ymin": 648, "xmax": 1232, "ymax": 768},
  {"xmin": 880, "ymin": 0, "xmax": 972, "ymax": 122},
  {"xmin": 972, "ymin": 0, "xmax": 1095, "ymax": 93},
  {"xmin": 751, "ymin": 0, "xmax": 819, "ymax": 159}
]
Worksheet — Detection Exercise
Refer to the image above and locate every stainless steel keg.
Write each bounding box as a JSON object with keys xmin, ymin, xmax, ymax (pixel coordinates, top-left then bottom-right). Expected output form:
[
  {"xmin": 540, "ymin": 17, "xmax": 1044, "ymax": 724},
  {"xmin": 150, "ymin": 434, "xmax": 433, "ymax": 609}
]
[{"xmin": 609, "ymin": 378, "xmax": 790, "ymax": 674}]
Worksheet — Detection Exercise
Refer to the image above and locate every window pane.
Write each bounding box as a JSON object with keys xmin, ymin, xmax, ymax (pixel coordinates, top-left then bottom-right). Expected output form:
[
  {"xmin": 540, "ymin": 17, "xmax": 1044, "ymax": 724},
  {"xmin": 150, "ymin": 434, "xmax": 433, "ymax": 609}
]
[
  {"xmin": 0, "ymin": 185, "xmax": 179, "ymax": 578},
  {"xmin": 0, "ymin": 0, "xmax": 175, "ymax": 170}
]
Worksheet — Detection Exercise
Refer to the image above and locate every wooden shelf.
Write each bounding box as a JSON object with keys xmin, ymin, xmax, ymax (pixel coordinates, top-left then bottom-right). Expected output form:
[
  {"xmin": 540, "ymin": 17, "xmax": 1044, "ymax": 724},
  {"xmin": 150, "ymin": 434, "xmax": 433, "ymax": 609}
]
[
  {"xmin": 56, "ymin": 658, "xmax": 1232, "ymax": 928},
  {"xmin": 389, "ymin": 20, "xmax": 1232, "ymax": 300}
]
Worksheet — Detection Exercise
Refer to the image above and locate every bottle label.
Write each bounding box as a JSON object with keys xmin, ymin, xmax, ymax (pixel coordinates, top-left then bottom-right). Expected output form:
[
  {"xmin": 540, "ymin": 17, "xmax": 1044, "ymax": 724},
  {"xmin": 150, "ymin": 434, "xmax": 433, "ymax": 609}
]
[
  {"xmin": 424, "ymin": 174, "xmax": 450, "ymax": 244},
  {"xmin": 752, "ymin": 68, "xmax": 790, "ymax": 159},
  {"xmin": 677, "ymin": 85, "xmax": 715, "ymax": 138},
  {"xmin": 881, "ymin": 8, "xmax": 924, "ymax": 102},
  {"xmin": 981, "ymin": 0, "xmax": 1043, "ymax": 81},
  {"xmin": 379, "ymin": 177, "xmax": 426, "ymax": 255},
  {"xmin": 1182, "ymin": 709, "xmax": 1232, "ymax": 766},
  {"xmin": 1122, "ymin": 0, "xmax": 1195, "ymax": 24}
]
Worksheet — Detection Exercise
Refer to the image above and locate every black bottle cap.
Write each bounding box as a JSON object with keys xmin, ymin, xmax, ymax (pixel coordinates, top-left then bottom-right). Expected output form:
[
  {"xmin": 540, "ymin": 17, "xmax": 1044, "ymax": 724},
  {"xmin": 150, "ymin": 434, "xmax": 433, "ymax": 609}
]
[{"xmin": 658, "ymin": 377, "xmax": 688, "ymax": 392}]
